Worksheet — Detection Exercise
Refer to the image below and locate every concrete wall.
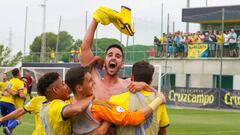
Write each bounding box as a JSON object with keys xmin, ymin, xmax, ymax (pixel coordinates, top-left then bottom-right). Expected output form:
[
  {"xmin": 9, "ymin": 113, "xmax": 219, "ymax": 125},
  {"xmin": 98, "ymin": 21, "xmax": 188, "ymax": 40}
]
[{"xmin": 149, "ymin": 58, "xmax": 240, "ymax": 89}]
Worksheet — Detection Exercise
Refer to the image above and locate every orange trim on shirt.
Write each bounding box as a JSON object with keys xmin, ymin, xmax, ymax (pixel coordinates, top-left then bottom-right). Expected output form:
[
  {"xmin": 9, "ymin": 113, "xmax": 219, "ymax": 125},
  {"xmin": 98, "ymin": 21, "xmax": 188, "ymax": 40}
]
[{"xmin": 91, "ymin": 100, "xmax": 145, "ymax": 126}]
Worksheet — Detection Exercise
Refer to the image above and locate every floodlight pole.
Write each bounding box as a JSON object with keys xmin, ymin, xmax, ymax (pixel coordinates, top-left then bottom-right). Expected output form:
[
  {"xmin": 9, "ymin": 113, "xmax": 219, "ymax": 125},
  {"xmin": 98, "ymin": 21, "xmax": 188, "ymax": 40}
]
[
  {"xmin": 164, "ymin": 13, "xmax": 170, "ymax": 91},
  {"xmin": 40, "ymin": 0, "xmax": 47, "ymax": 62},
  {"xmin": 219, "ymin": 8, "xmax": 224, "ymax": 109},
  {"xmin": 161, "ymin": 3, "xmax": 163, "ymax": 35},
  {"xmin": 23, "ymin": 6, "xmax": 28, "ymax": 62},
  {"xmin": 55, "ymin": 16, "xmax": 62, "ymax": 62}
]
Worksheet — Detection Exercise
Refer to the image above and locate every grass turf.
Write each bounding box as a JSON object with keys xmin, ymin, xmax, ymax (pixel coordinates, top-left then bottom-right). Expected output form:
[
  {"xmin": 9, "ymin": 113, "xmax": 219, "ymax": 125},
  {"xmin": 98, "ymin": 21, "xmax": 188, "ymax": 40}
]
[{"xmin": 4, "ymin": 108, "xmax": 240, "ymax": 135}]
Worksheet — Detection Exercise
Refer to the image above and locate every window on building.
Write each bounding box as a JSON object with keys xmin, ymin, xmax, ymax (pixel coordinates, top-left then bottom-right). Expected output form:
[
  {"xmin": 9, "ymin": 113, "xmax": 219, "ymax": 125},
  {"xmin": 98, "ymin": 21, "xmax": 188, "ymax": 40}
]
[
  {"xmin": 213, "ymin": 75, "xmax": 233, "ymax": 89},
  {"xmin": 162, "ymin": 74, "xmax": 176, "ymax": 90},
  {"xmin": 186, "ymin": 74, "xmax": 191, "ymax": 88}
]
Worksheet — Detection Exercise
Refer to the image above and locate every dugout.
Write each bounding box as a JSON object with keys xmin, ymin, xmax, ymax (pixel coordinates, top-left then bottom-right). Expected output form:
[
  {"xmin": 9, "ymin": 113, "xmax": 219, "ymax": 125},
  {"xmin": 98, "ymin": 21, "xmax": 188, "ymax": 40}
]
[{"xmin": 182, "ymin": 5, "xmax": 240, "ymax": 35}]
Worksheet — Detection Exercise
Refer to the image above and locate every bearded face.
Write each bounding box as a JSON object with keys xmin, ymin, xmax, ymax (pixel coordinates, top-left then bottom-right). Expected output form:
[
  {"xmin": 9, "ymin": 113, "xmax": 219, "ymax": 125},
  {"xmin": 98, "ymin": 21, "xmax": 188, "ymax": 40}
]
[{"xmin": 105, "ymin": 48, "xmax": 124, "ymax": 76}]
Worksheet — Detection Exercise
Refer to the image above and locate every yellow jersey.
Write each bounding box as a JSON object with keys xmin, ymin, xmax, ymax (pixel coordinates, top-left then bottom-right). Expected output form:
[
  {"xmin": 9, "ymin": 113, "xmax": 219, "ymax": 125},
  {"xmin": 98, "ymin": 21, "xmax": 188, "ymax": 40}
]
[
  {"xmin": 40, "ymin": 99, "xmax": 71, "ymax": 135},
  {"xmin": 7, "ymin": 77, "xmax": 26, "ymax": 108},
  {"xmin": 24, "ymin": 96, "xmax": 46, "ymax": 135},
  {"xmin": 0, "ymin": 78, "xmax": 23, "ymax": 105},
  {"xmin": 217, "ymin": 34, "xmax": 223, "ymax": 45},
  {"xmin": 0, "ymin": 81, "xmax": 9, "ymax": 97},
  {"xmin": 109, "ymin": 91, "xmax": 170, "ymax": 128},
  {"xmin": 14, "ymin": 88, "xmax": 27, "ymax": 109}
]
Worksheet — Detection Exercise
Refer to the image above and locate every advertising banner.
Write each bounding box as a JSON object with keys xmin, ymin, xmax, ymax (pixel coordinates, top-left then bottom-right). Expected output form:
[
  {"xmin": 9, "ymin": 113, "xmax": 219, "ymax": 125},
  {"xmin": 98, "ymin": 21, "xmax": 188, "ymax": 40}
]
[
  {"xmin": 188, "ymin": 44, "xmax": 208, "ymax": 58},
  {"xmin": 165, "ymin": 87, "xmax": 240, "ymax": 110},
  {"xmin": 166, "ymin": 87, "xmax": 218, "ymax": 108},
  {"xmin": 220, "ymin": 89, "xmax": 240, "ymax": 109}
]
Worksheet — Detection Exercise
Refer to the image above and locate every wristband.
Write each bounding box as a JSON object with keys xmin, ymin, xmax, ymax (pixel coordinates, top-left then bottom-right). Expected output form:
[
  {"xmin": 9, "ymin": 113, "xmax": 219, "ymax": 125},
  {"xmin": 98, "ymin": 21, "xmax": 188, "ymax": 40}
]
[{"xmin": 148, "ymin": 97, "xmax": 162, "ymax": 110}]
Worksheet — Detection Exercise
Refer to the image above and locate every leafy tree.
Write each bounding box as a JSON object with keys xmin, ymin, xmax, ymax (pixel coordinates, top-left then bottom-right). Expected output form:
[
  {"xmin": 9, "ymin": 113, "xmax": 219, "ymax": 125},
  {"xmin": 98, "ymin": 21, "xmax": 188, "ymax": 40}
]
[
  {"xmin": 92, "ymin": 38, "xmax": 124, "ymax": 57},
  {"xmin": 72, "ymin": 39, "xmax": 82, "ymax": 50},
  {"xmin": 0, "ymin": 45, "xmax": 22, "ymax": 66},
  {"xmin": 28, "ymin": 31, "xmax": 74, "ymax": 62},
  {"xmin": 57, "ymin": 31, "xmax": 74, "ymax": 52}
]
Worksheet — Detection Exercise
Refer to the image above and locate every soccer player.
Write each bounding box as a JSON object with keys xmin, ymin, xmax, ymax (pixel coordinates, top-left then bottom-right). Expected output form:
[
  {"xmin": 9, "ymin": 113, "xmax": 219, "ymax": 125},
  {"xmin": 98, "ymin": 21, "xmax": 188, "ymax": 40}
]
[
  {"xmin": 37, "ymin": 72, "xmax": 94, "ymax": 135},
  {"xmin": 0, "ymin": 74, "xmax": 9, "ymax": 97},
  {"xmin": 65, "ymin": 66, "xmax": 165, "ymax": 135},
  {"xmin": 81, "ymin": 19, "xmax": 155, "ymax": 100},
  {"xmin": 81, "ymin": 17, "xmax": 159, "ymax": 134},
  {"xmin": 25, "ymin": 71, "xmax": 34, "ymax": 99},
  {"xmin": 0, "ymin": 96, "xmax": 46, "ymax": 135},
  {"xmin": 110, "ymin": 60, "xmax": 170, "ymax": 135},
  {"xmin": 0, "ymin": 68, "xmax": 25, "ymax": 134}
]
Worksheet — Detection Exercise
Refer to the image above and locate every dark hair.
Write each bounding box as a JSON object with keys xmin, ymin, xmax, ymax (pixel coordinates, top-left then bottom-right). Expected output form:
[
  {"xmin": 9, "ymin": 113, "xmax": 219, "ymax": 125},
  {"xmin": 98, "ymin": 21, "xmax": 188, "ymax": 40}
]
[
  {"xmin": 105, "ymin": 44, "xmax": 124, "ymax": 58},
  {"xmin": 37, "ymin": 72, "xmax": 60, "ymax": 96},
  {"xmin": 12, "ymin": 68, "xmax": 19, "ymax": 77},
  {"xmin": 65, "ymin": 66, "xmax": 89, "ymax": 94},
  {"xmin": 132, "ymin": 60, "xmax": 154, "ymax": 84},
  {"xmin": 20, "ymin": 76, "xmax": 28, "ymax": 81}
]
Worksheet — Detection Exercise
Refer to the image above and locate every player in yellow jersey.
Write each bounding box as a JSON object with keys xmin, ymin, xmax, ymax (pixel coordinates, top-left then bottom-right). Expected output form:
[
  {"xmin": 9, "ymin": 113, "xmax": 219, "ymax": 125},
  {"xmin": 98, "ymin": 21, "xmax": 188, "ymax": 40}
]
[
  {"xmin": 0, "ymin": 96, "xmax": 46, "ymax": 135},
  {"xmin": 37, "ymin": 72, "xmax": 94, "ymax": 135},
  {"xmin": 0, "ymin": 74, "xmax": 9, "ymax": 97},
  {"xmin": 65, "ymin": 66, "xmax": 165, "ymax": 135},
  {"xmin": 109, "ymin": 60, "xmax": 170, "ymax": 135},
  {"xmin": 0, "ymin": 68, "xmax": 26, "ymax": 135}
]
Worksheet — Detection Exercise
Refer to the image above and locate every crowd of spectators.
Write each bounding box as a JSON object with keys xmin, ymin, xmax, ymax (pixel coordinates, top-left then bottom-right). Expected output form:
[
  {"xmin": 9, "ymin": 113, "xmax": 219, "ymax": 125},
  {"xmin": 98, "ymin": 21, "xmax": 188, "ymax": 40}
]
[{"xmin": 154, "ymin": 28, "xmax": 240, "ymax": 58}]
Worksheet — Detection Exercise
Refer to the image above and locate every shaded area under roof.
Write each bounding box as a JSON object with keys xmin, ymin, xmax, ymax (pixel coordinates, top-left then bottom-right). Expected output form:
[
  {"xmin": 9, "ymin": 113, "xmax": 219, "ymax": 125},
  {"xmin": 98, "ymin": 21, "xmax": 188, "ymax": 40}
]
[{"xmin": 182, "ymin": 5, "xmax": 240, "ymax": 23}]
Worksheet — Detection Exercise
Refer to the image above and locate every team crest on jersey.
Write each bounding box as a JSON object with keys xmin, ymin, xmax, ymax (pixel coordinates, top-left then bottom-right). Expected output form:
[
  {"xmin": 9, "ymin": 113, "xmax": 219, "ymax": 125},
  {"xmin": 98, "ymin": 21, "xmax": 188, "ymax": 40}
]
[
  {"xmin": 7, "ymin": 84, "xmax": 12, "ymax": 88},
  {"xmin": 116, "ymin": 106, "xmax": 125, "ymax": 112}
]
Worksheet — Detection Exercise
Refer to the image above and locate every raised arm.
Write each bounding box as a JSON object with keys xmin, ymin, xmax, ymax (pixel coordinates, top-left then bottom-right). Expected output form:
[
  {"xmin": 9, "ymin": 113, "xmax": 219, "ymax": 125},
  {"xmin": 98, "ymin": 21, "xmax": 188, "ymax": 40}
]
[
  {"xmin": 0, "ymin": 108, "xmax": 26, "ymax": 123},
  {"xmin": 81, "ymin": 19, "xmax": 98, "ymax": 66}
]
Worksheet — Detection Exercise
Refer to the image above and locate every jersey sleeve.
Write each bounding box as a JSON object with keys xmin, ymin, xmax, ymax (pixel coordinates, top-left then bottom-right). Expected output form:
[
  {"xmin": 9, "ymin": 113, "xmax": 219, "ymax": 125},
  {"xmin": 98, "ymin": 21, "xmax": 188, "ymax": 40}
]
[
  {"xmin": 51, "ymin": 100, "xmax": 70, "ymax": 122},
  {"xmin": 23, "ymin": 97, "xmax": 38, "ymax": 113},
  {"xmin": 157, "ymin": 104, "xmax": 170, "ymax": 127},
  {"xmin": 91, "ymin": 100, "xmax": 145, "ymax": 126}
]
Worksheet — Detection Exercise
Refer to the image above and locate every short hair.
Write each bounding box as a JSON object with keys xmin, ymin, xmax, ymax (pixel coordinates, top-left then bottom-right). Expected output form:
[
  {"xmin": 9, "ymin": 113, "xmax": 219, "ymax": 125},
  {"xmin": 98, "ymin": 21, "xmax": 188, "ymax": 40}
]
[
  {"xmin": 105, "ymin": 44, "xmax": 124, "ymax": 58},
  {"xmin": 12, "ymin": 68, "xmax": 19, "ymax": 77},
  {"xmin": 37, "ymin": 72, "xmax": 60, "ymax": 96},
  {"xmin": 20, "ymin": 76, "xmax": 28, "ymax": 81},
  {"xmin": 132, "ymin": 60, "xmax": 154, "ymax": 84},
  {"xmin": 65, "ymin": 66, "xmax": 89, "ymax": 94}
]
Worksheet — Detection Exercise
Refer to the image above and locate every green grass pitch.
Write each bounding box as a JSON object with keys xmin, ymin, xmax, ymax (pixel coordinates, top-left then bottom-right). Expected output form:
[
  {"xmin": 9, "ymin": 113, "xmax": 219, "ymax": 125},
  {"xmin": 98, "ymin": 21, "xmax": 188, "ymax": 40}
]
[{"xmin": 3, "ymin": 108, "xmax": 240, "ymax": 135}]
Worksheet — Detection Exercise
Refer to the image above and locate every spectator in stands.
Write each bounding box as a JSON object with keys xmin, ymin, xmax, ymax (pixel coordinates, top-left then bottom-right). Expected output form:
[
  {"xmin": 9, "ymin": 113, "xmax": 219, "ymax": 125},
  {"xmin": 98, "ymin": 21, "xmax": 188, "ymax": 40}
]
[
  {"xmin": 199, "ymin": 32, "xmax": 205, "ymax": 43},
  {"xmin": 167, "ymin": 34, "xmax": 174, "ymax": 58},
  {"xmin": 160, "ymin": 33, "xmax": 167, "ymax": 57},
  {"xmin": 216, "ymin": 31, "xmax": 223, "ymax": 57},
  {"xmin": 174, "ymin": 32, "xmax": 183, "ymax": 58},
  {"xmin": 237, "ymin": 35, "xmax": 240, "ymax": 57},
  {"xmin": 184, "ymin": 34, "xmax": 192, "ymax": 57},
  {"xmin": 70, "ymin": 48, "xmax": 75, "ymax": 62},
  {"xmin": 224, "ymin": 31, "xmax": 230, "ymax": 57},
  {"xmin": 229, "ymin": 28, "xmax": 237, "ymax": 57},
  {"xmin": 209, "ymin": 30, "xmax": 217, "ymax": 57},
  {"xmin": 50, "ymin": 50, "xmax": 55, "ymax": 63},
  {"xmin": 154, "ymin": 36, "xmax": 161, "ymax": 57}
]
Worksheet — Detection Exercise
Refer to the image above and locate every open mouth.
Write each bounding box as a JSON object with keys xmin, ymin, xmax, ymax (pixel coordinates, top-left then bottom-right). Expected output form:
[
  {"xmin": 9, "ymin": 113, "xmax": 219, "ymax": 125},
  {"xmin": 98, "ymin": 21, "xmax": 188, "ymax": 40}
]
[{"xmin": 109, "ymin": 61, "xmax": 117, "ymax": 69}]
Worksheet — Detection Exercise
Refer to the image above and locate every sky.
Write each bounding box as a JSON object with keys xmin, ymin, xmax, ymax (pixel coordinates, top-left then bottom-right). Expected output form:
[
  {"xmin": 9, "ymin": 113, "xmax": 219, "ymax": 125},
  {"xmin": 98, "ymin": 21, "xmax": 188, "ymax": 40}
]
[{"xmin": 0, "ymin": 0, "xmax": 240, "ymax": 54}]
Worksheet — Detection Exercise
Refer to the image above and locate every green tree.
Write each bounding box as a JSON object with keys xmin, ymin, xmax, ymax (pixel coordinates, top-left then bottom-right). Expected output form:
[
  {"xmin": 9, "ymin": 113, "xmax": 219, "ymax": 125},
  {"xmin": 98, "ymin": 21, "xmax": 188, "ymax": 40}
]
[
  {"xmin": 28, "ymin": 31, "xmax": 74, "ymax": 62},
  {"xmin": 72, "ymin": 39, "xmax": 82, "ymax": 50},
  {"xmin": 92, "ymin": 38, "xmax": 124, "ymax": 57},
  {"xmin": 57, "ymin": 31, "xmax": 74, "ymax": 52},
  {"xmin": 0, "ymin": 45, "xmax": 22, "ymax": 66}
]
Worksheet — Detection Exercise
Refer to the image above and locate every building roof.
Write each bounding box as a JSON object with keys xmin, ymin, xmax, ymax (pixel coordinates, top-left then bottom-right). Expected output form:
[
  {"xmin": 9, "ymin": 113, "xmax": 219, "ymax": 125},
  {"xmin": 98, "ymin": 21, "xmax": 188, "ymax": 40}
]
[{"xmin": 182, "ymin": 5, "xmax": 240, "ymax": 23}]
